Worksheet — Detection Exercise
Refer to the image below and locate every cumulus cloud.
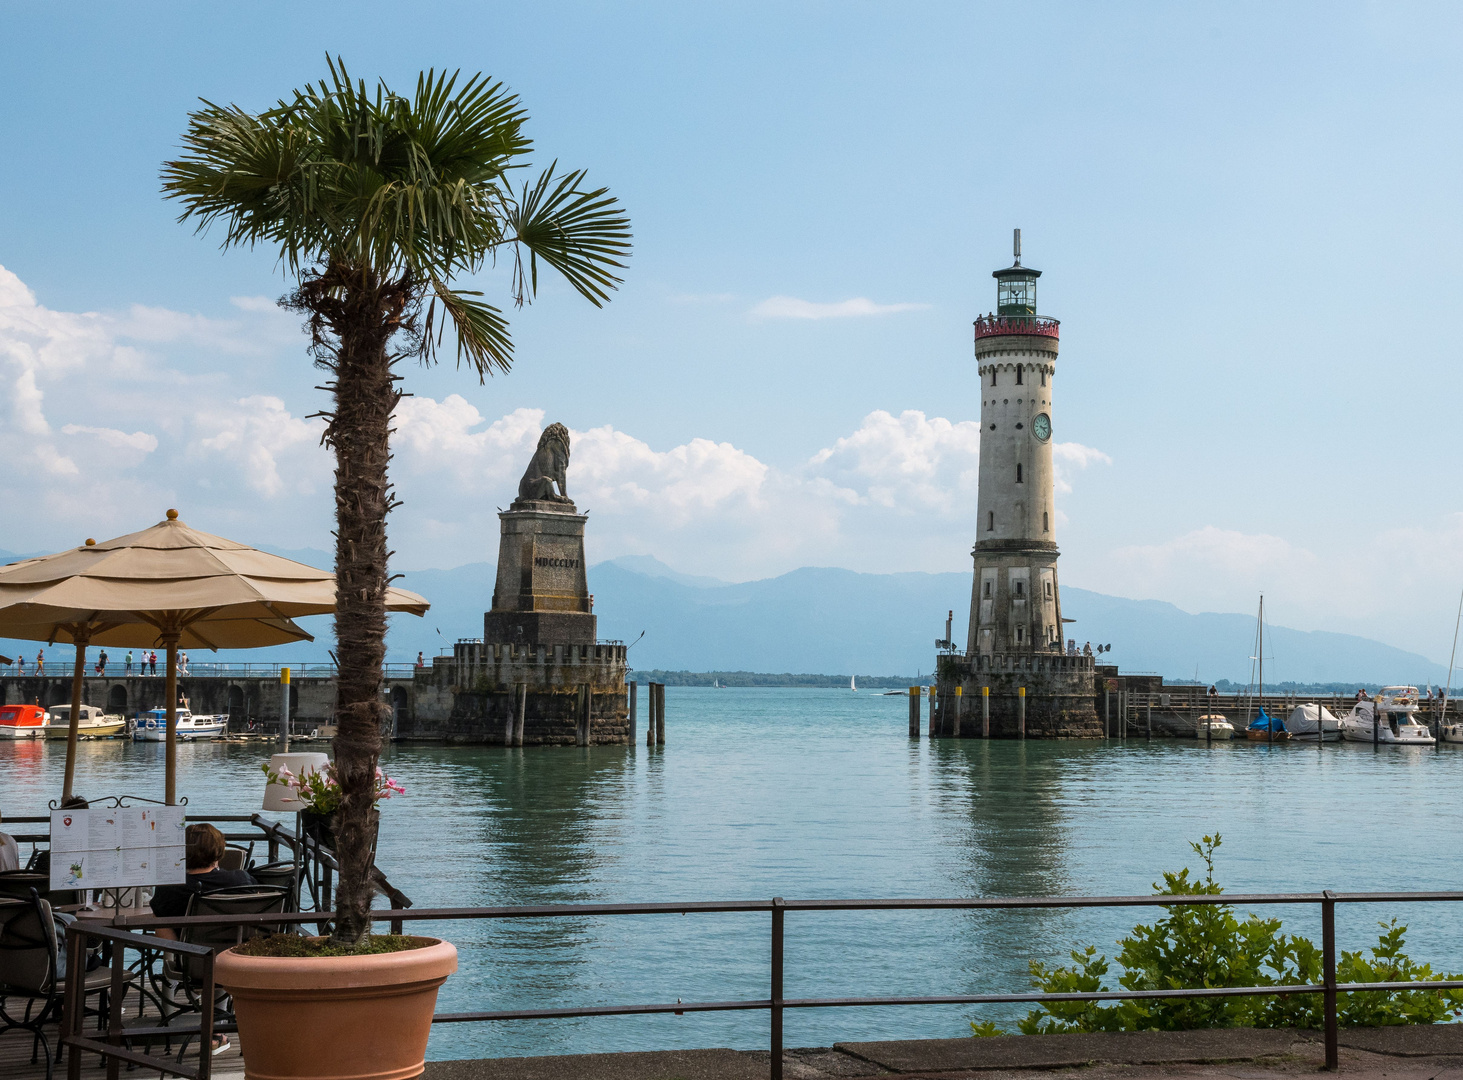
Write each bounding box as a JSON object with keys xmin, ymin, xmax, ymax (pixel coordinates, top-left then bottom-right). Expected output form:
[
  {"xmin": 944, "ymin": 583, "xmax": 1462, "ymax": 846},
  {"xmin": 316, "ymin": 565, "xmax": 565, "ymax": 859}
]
[
  {"xmin": 750, "ymin": 295, "xmax": 932, "ymax": 320},
  {"xmin": 193, "ymin": 396, "xmax": 325, "ymax": 497},
  {"xmin": 60, "ymin": 425, "xmax": 159, "ymax": 452}
]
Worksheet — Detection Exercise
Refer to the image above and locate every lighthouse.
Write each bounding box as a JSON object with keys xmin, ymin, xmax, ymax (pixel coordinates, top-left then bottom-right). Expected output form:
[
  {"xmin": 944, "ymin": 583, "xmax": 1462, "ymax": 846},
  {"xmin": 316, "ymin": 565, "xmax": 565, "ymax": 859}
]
[{"xmin": 934, "ymin": 230, "xmax": 1102, "ymax": 738}]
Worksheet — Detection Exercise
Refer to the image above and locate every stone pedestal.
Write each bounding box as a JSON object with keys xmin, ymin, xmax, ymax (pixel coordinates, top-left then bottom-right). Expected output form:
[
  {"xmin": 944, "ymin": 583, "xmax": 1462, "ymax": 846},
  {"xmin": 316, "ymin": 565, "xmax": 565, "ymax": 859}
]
[{"xmin": 484, "ymin": 500, "xmax": 595, "ymax": 645}]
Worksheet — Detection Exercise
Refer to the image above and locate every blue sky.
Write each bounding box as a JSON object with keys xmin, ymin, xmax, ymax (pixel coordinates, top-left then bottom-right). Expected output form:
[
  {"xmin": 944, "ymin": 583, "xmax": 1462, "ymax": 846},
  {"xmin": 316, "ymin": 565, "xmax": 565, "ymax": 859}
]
[{"xmin": 2, "ymin": 2, "xmax": 1463, "ymax": 661}]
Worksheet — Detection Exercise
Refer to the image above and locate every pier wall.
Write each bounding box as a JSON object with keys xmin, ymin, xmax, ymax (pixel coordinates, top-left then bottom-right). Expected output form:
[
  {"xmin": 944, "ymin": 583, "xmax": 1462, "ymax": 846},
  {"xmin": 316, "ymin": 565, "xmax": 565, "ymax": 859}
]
[
  {"xmin": 935, "ymin": 652, "xmax": 1102, "ymax": 737},
  {"xmin": 394, "ymin": 640, "xmax": 630, "ymax": 744}
]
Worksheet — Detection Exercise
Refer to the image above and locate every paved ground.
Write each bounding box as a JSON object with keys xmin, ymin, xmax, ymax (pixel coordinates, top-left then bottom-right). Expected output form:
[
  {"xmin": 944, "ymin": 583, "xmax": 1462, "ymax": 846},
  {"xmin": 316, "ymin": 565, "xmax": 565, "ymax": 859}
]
[{"xmin": 423, "ymin": 1026, "xmax": 1463, "ymax": 1080}]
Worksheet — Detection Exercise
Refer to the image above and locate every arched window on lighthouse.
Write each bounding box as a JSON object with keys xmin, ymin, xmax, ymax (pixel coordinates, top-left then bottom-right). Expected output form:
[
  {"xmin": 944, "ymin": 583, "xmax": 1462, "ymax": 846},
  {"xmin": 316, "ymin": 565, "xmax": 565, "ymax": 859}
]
[
  {"xmin": 990, "ymin": 369, "xmax": 997, "ymax": 387},
  {"xmin": 1015, "ymin": 366, "xmax": 1023, "ymax": 385},
  {"xmin": 987, "ymin": 511, "xmax": 994, "ymax": 531},
  {"xmin": 984, "ymin": 580, "xmax": 992, "ymax": 598},
  {"xmin": 1041, "ymin": 369, "xmax": 1047, "ymax": 386},
  {"xmin": 1016, "ymin": 464, "xmax": 1023, "ymax": 484},
  {"xmin": 1043, "ymin": 511, "xmax": 1049, "ymax": 532}
]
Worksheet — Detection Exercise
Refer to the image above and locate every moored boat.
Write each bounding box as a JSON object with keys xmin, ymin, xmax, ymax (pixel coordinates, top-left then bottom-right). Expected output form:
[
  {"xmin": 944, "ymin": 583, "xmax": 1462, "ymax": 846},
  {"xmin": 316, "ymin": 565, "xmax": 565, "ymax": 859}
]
[
  {"xmin": 46, "ymin": 703, "xmax": 126, "ymax": 740},
  {"xmin": 1285, "ymin": 703, "xmax": 1341, "ymax": 742},
  {"xmin": 1246, "ymin": 708, "xmax": 1290, "ymax": 742},
  {"xmin": 132, "ymin": 707, "xmax": 227, "ymax": 741},
  {"xmin": 1195, "ymin": 714, "xmax": 1235, "ymax": 740},
  {"xmin": 0, "ymin": 703, "xmax": 48, "ymax": 739},
  {"xmin": 1338, "ymin": 687, "xmax": 1435, "ymax": 744}
]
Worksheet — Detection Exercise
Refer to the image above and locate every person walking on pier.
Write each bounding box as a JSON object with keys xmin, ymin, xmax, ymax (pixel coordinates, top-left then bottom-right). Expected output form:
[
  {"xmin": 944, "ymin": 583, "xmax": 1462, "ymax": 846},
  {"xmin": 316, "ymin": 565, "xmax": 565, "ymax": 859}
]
[
  {"xmin": 15, "ymin": 655, "xmax": 23, "ymax": 674},
  {"xmin": 35, "ymin": 649, "xmax": 43, "ymax": 674},
  {"xmin": 125, "ymin": 651, "xmax": 133, "ymax": 675},
  {"xmin": 149, "ymin": 650, "xmax": 157, "ymax": 676},
  {"xmin": 95, "ymin": 649, "xmax": 108, "ymax": 676}
]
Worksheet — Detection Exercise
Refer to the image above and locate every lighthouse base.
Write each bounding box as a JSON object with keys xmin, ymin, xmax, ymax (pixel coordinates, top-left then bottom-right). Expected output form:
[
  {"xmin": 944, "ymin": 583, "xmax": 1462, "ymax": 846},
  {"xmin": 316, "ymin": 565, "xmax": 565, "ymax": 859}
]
[{"xmin": 933, "ymin": 652, "xmax": 1102, "ymax": 738}]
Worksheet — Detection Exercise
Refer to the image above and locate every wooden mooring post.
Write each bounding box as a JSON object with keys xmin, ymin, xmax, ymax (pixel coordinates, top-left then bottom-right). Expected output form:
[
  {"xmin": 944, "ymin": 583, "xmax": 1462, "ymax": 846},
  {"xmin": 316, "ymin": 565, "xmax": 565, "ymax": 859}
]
[
  {"xmin": 1017, "ymin": 686, "xmax": 1026, "ymax": 739},
  {"xmin": 908, "ymin": 686, "xmax": 920, "ymax": 738},
  {"xmin": 629, "ymin": 680, "xmax": 638, "ymax": 744},
  {"xmin": 928, "ymin": 686, "xmax": 938, "ymax": 737},
  {"xmin": 981, "ymin": 685, "xmax": 990, "ymax": 738},
  {"xmin": 1146, "ymin": 701, "xmax": 1152, "ymax": 740},
  {"xmin": 513, "ymin": 683, "xmax": 526, "ymax": 747},
  {"xmin": 655, "ymin": 682, "xmax": 666, "ymax": 745},
  {"xmin": 953, "ymin": 685, "xmax": 963, "ymax": 738},
  {"xmin": 576, "ymin": 684, "xmax": 591, "ymax": 746}
]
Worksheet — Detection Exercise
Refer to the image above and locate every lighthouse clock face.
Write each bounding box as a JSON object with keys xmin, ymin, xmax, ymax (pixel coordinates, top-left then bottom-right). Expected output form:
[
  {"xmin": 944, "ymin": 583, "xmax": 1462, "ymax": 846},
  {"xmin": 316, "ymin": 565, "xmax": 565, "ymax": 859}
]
[{"xmin": 1033, "ymin": 413, "xmax": 1052, "ymax": 442}]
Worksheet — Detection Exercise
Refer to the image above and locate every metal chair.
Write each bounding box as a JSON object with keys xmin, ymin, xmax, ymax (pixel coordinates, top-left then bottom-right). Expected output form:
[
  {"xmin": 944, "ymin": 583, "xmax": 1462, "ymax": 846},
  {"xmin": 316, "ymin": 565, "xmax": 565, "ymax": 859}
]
[
  {"xmin": 0, "ymin": 892, "xmax": 125, "ymax": 1080},
  {"xmin": 0, "ymin": 869, "xmax": 79, "ymax": 907},
  {"xmin": 147, "ymin": 885, "xmax": 289, "ymax": 1061},
  {"xmin": 248, "ymin": 861, "xmax": 300, "ymax": 911}
]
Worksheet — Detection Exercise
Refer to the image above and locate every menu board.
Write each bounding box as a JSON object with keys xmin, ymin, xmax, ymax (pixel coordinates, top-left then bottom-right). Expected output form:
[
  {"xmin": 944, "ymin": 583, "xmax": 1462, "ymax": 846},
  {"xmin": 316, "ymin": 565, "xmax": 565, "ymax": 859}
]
[{"xmin": 49, "ymin": 806, "xmax": 187, "ymax": 890}]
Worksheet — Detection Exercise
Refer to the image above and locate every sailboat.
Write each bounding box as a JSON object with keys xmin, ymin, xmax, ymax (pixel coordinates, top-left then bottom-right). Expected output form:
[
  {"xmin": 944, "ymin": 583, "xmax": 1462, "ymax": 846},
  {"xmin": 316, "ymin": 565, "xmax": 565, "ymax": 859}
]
[
  {"xmin": 850, "ymin": 675, "xmax": 858, "ymax": 692},
  {"xmin": 1441, "ymin": 587, "xmax": 1463, "ymax": 743},
  {"xmin": 1245, "ymin": 595, "xmax": 1288, "ymax": 742}
]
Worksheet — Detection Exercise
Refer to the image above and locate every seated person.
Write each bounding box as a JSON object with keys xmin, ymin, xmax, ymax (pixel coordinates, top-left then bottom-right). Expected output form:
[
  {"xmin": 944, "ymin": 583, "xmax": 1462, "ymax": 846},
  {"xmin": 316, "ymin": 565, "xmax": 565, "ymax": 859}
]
[
  {"xmin": 151, "ymin": 823, "xmax": 257, "ymax": 939},
  {"xmin": 0, "ymin": 811, "xmax": 19, "ymax": 872}
]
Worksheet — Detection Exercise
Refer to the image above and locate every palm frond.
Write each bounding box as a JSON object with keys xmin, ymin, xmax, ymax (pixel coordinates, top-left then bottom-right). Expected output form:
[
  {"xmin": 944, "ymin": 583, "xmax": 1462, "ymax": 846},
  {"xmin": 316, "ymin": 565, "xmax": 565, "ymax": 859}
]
[
  {"xmin": 507, "ymin": 163, "xmax": 632, "ymax": 307},
  {"xmin": 423, "ymin": 279, "xmax": 514, "ymax": 380}
]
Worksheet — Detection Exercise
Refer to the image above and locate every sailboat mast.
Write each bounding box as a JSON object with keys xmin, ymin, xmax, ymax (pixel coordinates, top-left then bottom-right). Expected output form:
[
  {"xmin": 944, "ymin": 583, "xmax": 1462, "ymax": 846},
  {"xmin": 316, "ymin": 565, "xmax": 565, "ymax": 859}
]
[
  {"xmin": 1443, "ymin": 586, "xmax": 1463, "ymax": 729},
  {"xmin": 1260, "ymin": 595, "xmax": 1270, "ymax": 744}
]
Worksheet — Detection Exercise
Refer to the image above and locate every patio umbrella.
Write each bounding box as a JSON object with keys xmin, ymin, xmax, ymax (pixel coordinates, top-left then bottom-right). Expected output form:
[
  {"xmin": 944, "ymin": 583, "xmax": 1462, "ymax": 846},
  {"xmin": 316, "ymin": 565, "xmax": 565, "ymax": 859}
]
[{"xmin": 0, "ymin": 510, "xmax": 429, "ymax": 804}]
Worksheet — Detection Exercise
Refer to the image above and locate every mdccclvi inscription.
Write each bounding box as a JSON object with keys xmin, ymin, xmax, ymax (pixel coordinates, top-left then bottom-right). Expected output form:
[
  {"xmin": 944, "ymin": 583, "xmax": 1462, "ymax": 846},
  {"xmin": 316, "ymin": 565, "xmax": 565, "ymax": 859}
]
[{"xmin": 534, "ymin": 556, "xmax": 579, "ymax": 569}]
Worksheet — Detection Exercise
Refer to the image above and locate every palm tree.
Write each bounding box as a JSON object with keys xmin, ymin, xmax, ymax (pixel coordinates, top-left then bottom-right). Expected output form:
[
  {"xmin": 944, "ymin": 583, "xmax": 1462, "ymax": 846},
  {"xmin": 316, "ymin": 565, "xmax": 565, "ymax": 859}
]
[{"xmin": 162, "ymin": 58, "xmax": 631, "ymax": 944}]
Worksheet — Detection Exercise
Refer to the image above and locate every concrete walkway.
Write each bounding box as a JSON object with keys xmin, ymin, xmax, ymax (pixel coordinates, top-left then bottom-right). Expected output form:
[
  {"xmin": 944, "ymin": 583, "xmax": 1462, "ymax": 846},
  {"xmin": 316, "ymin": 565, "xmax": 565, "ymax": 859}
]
[{"xmin": 423, "ymin": 1025, "xmax": 1463, "ymax": 1080}]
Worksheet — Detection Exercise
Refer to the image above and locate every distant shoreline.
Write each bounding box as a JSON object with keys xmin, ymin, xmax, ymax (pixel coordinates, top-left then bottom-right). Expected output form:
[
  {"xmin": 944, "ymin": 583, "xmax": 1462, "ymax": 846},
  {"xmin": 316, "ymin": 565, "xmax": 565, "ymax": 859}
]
[{"xmin": 628, "ymin": 669, "xmax": 933, "ymax": 688}]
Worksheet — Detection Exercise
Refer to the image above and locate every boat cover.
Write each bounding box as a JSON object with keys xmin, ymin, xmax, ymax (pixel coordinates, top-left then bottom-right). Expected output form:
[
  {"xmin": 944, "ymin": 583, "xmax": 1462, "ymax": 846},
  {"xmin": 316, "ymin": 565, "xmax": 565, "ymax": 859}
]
[
  {"xmin": 1285, "ymin": 703, "xmax": 1339, "ymax": 734},
  {"xmin": 1248, "ymin": 708, "xmax": 1285, "ymax": 732}
]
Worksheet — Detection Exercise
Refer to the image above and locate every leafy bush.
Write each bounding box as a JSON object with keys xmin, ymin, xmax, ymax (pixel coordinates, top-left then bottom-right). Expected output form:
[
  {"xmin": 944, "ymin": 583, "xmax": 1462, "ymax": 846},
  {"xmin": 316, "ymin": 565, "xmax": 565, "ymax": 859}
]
[{"xmin": 972, "ymin": 836, "xmax": 1463, "ymax": 1036}]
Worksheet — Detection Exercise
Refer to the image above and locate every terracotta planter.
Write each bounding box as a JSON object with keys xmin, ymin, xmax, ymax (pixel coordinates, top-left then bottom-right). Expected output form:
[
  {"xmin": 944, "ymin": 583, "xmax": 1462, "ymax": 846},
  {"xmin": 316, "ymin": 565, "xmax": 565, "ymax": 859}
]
[{"xmin": 215, "ymin": 938, "xmax": 457, "ymax": 1080}]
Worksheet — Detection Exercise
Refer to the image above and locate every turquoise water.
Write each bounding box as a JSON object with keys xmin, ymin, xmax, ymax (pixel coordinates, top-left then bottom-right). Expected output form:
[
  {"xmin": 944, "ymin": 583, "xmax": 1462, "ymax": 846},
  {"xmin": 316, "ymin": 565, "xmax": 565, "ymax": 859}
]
[{"xmin": 5, "ymin": 687, "xmax": 1461, "ymax": 1059}]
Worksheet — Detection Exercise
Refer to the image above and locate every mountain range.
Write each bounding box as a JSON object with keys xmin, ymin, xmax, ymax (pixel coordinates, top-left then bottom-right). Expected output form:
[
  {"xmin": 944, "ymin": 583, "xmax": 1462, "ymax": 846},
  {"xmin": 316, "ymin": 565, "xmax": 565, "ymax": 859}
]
[{"xmin": 0, "ymin": 548, "xmax": 1449, "ymax": 685}]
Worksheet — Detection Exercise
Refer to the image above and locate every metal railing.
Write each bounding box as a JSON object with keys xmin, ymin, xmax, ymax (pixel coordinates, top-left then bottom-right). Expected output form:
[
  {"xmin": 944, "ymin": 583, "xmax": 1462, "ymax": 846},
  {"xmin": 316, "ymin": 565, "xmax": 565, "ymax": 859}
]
[
  {"xmin": 100, "ymin": 888, "xmax": 1463, "ymax": 1079},
  {"xmin": 8, "ymin": 661, "xmax": 422, "ymax": 679},
  {"xmin": 63, "ymin": 922, "xmax": 220, "ymax": 1080}
]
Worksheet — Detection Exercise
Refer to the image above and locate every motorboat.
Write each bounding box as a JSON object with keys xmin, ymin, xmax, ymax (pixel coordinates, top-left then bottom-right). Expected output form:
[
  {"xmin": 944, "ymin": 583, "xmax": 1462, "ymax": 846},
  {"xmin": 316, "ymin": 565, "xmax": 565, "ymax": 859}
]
[
  {"xmin": 1338, "ymin": 687, "xmax": 1435, "ymax": 744},
  {"xmin": 0, "ymin": 703, "xmax": 48, "ymax": 739},
  {"xmin": 46, "ymin": 704, "xmax": 126, "ymax": 740},
  {"xmin": 1285, "ymin": 703, "xmax": 1341, "ymax": 742},
  {"xmin": 1194, "ymin": 714, "xmax": 1235, "ymax": 740},
  {"xmin": 131, "ymin": 707, "xmax": 227, "ymax": 741},
  {"xmin": 1441, "ymin": 721, "xmax": 1463, "ymax": 744},
  {"xmin": 1245, "ymin": 708, "xmax": 1290, "ymax": 742}
]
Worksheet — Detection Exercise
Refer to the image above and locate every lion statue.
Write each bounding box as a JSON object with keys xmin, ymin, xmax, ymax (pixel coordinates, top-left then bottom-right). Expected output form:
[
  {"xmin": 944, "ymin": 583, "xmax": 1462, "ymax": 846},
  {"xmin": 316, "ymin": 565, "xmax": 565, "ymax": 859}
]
[{"xmin": 516, "ymin": 422, "xmax": 572, "ymax": 503}]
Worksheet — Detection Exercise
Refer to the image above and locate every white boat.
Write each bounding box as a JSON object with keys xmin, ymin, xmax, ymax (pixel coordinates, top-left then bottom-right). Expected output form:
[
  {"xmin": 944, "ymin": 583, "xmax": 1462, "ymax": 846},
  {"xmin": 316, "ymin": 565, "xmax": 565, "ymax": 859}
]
[
  {"xmin": 1285, "ymin": 703, "xmax": 1341, "ymax": 742},
  {"xmin": 850, "ymin": 675, "xmax": 858, "ymax": 692},
  {"xmin": 1195, "ymin": 713, "xmax": 1235, "ymax": 740},
  {"xmin": 1441, "ymin": 721, "xmax": 1463, "ymax": 744},
  {"xmin": 132, "ymin": 707, "xmax": 227, "ymax": 742},
  {"xmin": 46, "ymin": 704, "xmax": 126, "ymax": 739},
  {"xmin": 1338, "ymin": 687, "xmax": 1435, "ymax": 745}
]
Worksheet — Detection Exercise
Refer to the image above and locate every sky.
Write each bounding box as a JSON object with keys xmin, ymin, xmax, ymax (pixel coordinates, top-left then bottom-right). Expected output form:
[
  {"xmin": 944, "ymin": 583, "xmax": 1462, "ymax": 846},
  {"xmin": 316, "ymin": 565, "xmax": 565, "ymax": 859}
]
[{"xmin": 2, "ymin": 2, "xmax": 1463, "ymax": 663}]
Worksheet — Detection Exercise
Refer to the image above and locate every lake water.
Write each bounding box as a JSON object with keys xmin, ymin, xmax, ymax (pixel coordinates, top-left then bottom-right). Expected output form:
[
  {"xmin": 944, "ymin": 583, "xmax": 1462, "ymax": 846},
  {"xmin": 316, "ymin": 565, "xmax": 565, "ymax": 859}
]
[{"xmin": 5, "ymin": 687, "xmax": 1461, "ymax": 1060}]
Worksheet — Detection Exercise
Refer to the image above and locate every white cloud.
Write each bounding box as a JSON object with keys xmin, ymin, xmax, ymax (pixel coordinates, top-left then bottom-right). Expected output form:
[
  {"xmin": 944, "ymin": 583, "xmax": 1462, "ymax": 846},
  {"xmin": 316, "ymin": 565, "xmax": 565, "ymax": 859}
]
[
  {"xmin": 60, "ymin": 425, "xmax": 159, "ymax": 452},
  {"xmin": 750, "ymin": 295, "xmax": 932, "ymax": 320},
  {"xmin": 193, "ymin": 396, "xmax": 324, "ymax": 497}
]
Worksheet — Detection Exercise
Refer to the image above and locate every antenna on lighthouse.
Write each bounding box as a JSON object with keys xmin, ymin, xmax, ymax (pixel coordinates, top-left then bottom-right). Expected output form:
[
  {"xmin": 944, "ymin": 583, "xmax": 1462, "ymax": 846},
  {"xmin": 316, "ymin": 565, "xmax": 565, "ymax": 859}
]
[{"xmin": 1013, "ymin": 228, "xmax": 1022, "ymax": 265}]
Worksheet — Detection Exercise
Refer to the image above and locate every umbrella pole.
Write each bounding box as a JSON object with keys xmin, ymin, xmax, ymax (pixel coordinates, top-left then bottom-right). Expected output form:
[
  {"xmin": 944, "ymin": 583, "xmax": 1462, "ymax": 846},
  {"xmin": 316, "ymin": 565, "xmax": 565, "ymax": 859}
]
[
  {"xmin": 63, "ymin": 630, "xmax": 90, "ymax": 803},
  {"xmin": 164, "ymin": 634, "xmax": 180, "ymax": 806}
]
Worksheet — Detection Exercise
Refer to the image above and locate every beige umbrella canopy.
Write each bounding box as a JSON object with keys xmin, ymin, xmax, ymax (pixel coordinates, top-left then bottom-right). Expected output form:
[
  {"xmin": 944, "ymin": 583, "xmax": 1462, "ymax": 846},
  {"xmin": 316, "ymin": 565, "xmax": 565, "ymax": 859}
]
[{"xmin": 0, "ymin": 510, "xmax": 429, "ymax": 804}]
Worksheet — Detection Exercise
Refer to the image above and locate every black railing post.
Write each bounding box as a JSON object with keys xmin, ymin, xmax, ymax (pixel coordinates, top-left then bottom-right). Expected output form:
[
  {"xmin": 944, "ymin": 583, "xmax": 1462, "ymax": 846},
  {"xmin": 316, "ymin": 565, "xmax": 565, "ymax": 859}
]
[
  {"xmin": 1322, "ymin": 889, "xmax": 1338, "ymax": 1071},
  {"xmin": 65, "ymin": 923, "xmax": 85, "ymax": 1080},
  {"xmin": 200, "ymin": 948, "xmax": 216, "ymax": 1080},
  {"xmin": 107, "ymin": 937, "xmax": 125, "ymax": 1080},
  {"xmin": 771, "ymin": 897, "xmax": 785, "ymax": 1080}
]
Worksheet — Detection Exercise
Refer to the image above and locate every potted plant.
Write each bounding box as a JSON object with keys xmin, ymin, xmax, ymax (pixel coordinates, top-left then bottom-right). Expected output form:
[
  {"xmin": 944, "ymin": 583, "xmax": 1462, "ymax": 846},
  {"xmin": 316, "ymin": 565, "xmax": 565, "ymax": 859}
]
[
  {"xmin": 223, "ymin": 761, "xmax": 446, "ymax": 1079},
  {"xmin": 165, "ymin": 54, "xmax": 627, "ymax": 1080},
  {"xmin": 260, "ymin": 760, "xmax": 404, "ymax": 854}
]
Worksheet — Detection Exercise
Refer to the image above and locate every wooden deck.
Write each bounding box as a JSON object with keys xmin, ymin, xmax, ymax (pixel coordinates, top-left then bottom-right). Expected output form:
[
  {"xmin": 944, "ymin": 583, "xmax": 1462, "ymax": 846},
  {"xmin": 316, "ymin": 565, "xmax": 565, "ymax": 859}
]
[{"xmin": 0, "ymin": 978, "xmax": 244, "ymax": 1080}]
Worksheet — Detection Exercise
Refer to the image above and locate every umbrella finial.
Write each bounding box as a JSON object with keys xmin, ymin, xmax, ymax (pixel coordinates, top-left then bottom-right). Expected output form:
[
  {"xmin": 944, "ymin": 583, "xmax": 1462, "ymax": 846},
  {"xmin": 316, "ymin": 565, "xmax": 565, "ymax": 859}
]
[
  {"xmin": 85, "ymin": 539, "xmax": 95, "ymax": 546},
  {"xmin": 166, "ymin": 509, "xmax": 179, "ymax": 521}
]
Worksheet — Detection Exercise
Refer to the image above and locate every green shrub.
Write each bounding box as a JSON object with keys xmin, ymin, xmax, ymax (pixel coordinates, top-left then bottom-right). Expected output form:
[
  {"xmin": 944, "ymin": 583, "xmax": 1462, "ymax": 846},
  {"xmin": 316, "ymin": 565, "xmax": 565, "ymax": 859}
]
[{"xmin": 971, "ymin": 836, "xmax": 1463, "ymax": 1036}]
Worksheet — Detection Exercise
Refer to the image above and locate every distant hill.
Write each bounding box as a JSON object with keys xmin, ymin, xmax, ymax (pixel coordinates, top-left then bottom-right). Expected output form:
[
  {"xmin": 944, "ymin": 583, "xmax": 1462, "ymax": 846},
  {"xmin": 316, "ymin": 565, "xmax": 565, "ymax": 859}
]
[{"xmin": 1, "ymin": 552, "xmax": 1449, "ymax": 685}]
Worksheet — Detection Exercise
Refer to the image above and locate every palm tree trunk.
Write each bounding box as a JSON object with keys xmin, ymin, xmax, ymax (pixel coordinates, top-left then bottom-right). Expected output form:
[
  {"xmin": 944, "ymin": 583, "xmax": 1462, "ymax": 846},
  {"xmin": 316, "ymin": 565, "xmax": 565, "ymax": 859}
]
[{"xmin": 328, "ymin": 274, "xmax": 398, "ymax": 945}]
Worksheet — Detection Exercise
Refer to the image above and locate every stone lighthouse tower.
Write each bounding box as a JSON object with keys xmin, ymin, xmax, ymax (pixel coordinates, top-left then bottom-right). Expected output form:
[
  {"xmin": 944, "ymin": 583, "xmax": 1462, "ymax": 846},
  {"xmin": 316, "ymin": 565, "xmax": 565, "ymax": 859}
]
[{"xmin": 934, "ymin": 230, "xmax": 1101, "ymax": 738}]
